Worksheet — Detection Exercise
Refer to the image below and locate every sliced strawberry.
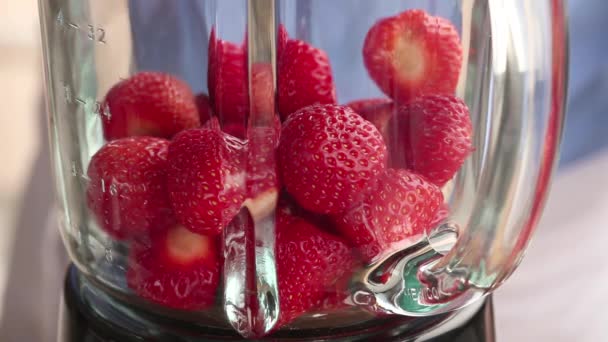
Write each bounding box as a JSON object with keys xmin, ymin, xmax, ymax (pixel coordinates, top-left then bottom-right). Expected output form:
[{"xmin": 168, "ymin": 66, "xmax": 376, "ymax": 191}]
[
  {"xmin": 345, "ymin": 98, "xmax": 395, "ymax": 136},
  {"xmin": 334, "ymin": 169, "xmax": 443, "ymax": 263},
  {"xmin": 208, "ymin": 36, "xmax": 249, "ymax": 124},
  {"xmin": 126, "ymin": 225, "xmax": 220, "ymax": 310},
  {"xmin": 278, "ymin": 104, "xmax": 387, "ymax": 214},
  {"xmin": 363, "ymin": 9, "xmax": 462, "ymax": 102},
  {"xmin": 167, "ymin": 128, "xmax": 246, "ymax": 236},
  {"xmin": 86, "ymin": 137, "xmax": 174, "ymax": 240},
  {"xmin": 388, "ymin": 94, "xmax": 473, "ymax": 186},
  {"xmin": 101, "ymin": 72, "xmax": 200, "ymax": 140},
  {"xmin": 275, "ymin": 207, "xmax": 355, "ymax": 328},
  {"xmin": 278, "ymin": 39, "xmax": 337, "ymax": 121},
  {"xmin": 195, "ymin": 93, "xmax": 213, "ymax": 125}
]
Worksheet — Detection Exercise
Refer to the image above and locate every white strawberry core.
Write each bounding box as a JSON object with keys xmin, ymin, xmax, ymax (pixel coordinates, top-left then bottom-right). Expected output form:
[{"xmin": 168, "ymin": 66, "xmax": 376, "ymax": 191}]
[
  {"xmin": 242, "ymin": 189, "xmax": 278, "ymax": 222},
  {"xmin": 166, "ymin": 225, "xmax": 210, "ymax": 264},
  {"xmin": 394, "ymin": 36, "xmax": 425, "ymax": 79}
]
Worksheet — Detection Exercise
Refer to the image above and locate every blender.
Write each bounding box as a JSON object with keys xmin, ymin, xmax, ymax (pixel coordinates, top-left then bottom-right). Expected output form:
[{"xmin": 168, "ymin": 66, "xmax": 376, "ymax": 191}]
[{"xmin": 37, "ymin": 0, "xmax": 567, "ymax": 341}]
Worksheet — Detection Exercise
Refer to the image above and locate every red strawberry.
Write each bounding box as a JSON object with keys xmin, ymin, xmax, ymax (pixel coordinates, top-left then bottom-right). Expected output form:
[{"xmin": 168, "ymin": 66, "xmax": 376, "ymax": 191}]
[
  {"xmin": 277, "ymin": 24, "xmax": 289, "ymax": 59},
  {"xmin": 126, "ymin": 225, "xmax": 220, "ymax": 310},
  {"xmin": 388, "ymin": 94, "xmax": 473, "ymax": 186},
  {"xmin": 101, "ymin": 72, "xmax": 200, "ymax": 140},
  {"xmin": 167, "ymin": 128, "xmax": 246, "ymax": 236},
  {"xmin": 208, "ymin": 36, "xmax": 248, "ymax": 124},
  {"xmin": 195, "ymin": 93, "xmax": 213, "ymax": 125},
  {"xmin": 278, "ymin": 39, "xmax": 337, "ymax": 121},
  {"xmin": 243, "ymin": 126, "xmax": 280, "ymax": 221},
  {"xmin": 345, "ymin": 98, "xmax": 395, "ymax": 136},
  {"xmin": 86, "ymin": 137, "xmax": 174, "ymax": 240},
  {"xmin": 275, "ymin": 208, "xmax": 355, "ymax": 328},
  {"xmin": 334, "ymin": 169, "xmax": 443, "ymax": 263},
  {"xmin": 208, "ymin": 28, "xmax": 218, "ymax": 101},
  {"xmin": 278, "ymin": 104, "xmax": 387, "ymax": 214},
  {"xmin": 250, "ymin": 62, "xmax": 275, "ymax": 120},
  {"xmin": 363, "ymin": 9, "xmax": 462, "ymax": 102}
]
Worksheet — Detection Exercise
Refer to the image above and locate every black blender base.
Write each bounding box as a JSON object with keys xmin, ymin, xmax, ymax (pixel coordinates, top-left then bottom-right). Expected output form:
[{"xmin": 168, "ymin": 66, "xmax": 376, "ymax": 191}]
[{"xmin": 59, "ymin": 266, "xmax": 495, "ymax": 342}]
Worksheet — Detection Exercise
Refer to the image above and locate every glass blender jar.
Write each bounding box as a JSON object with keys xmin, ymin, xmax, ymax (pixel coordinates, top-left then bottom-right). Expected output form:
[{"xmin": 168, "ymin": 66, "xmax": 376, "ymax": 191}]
[{"xmin": 38, "ymin": 0, "xmax": 567, "ymax": 340}]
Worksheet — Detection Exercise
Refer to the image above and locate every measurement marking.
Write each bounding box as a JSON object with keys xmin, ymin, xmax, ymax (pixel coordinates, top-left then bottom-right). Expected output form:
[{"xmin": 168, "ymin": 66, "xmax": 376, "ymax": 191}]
[
  {"xmin": 87, "ymin": 25, "xmax": 107, "ymax": 44},
  {"xmin": 68, "ymin": 22, "xmax": 79, "ymax": 30},
  {"xmin": 97, "ymin": 28, "xmax": 107, "ymax": 44},
  {"xmin": 92, "ymin": 101, "xmax": 102, "ymax": 115},
  {"xmin": 71, "ymin": 162, "xmax": 78, "ymax": 177},
  {"xmin": 75, "ymin": 97, "xmax": 86, "ymax": 105},
  {"xmin": 62, "ymin": 83, "xmax": 73, "ymax": 104},
  {"xmin": 56, "ymin": 10, "xmax": 64, "ymax": 25},
  {"xmin": 101, "ymin": 101, "xmax": 111, "ymax": 120}
]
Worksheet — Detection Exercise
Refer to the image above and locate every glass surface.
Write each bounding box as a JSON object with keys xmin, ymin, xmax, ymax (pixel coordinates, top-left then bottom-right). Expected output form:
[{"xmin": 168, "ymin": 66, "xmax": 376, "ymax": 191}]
[{"xmin": 38, "ymin": 0, "xmax": 567, "ymax": 338}]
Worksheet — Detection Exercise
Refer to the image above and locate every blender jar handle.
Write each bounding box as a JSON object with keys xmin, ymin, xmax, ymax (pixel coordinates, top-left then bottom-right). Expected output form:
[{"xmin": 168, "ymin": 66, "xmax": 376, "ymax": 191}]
[{"xmin": 354, "ymin": 0, "xmax": 568, "ymax": 316}]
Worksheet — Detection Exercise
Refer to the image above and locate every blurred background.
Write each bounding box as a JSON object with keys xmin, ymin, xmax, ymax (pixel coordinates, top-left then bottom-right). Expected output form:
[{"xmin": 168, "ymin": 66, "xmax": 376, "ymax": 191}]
[
  {"xmin": 0, "ymin": 1, "xmax": 607, "ymax": 341},
  {"xmin": 0, "ymin": 0, "xmax": 41, "ymax": 311}
]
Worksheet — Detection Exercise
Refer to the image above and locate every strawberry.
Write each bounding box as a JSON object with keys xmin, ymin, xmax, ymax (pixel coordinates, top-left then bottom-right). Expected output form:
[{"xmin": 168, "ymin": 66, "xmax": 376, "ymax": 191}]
[
  {"xmin": 274, "ymin": 191, "xmax": 335, "ymax": 234},
  {"xmin": 126, "ymin": 225, "xmax": 220, "ymax": 310},
  {"xmin": 388, "ymin": 94, "xmax": 473, "ymax": 186},
  {"xmin": 250, "ymin": 62, "xmax": 275, "ymax": 120},
  {"xmin": 208, "ymin": 35, "xmax": 249, "ymax": 124},
  {"xmin": 167, "ymin": 128, "xmax": 246, "ymax": 236},
  {"xmin": 345, "ymin": 98, "xmax": 395, "ymax": 136},
  {"xmin": 208, "ymin": 28, "xmax": 218, "ymax": 101},
  {"xmin": 275, "ymin": 207, "xmax": 354, "ymax": 328},
  {"xmin": 195, "ymin": 93, "xmax": 213, "ymax": 125},
  {"xmin": 86, "ymin": 137, "xmax": 175, "ymax": 240},
  {"xmin": 278, "ymin": 39, "xmax": 337, "ymax": 121},
  {"xmin": 243, "ymin": 126, "xmax": 280, "ymax": 221},
  {"xmin": 363, "ymin": 9, "xmax": 462, "ymax": 102},
  {"xmin": 101, "ymin": 72, "xmax": 200, "ymax": 140},
  {"xmin": 277, "ymin": 24, "xmax": 289, "ymax": 60},
  {"xmin": 334, "ymin": 169, "xmax": 443, "ymax": 263},
  {"xmin": 278, "ymin": 104, "xmax": 387, "ymax": 214}
]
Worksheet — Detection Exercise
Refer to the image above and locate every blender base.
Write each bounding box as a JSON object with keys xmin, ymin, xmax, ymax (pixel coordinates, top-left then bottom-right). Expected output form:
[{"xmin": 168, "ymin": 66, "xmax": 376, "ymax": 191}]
[{"xmin": 58, "ymin": 265, "xmax": 495, "ymax": 342}]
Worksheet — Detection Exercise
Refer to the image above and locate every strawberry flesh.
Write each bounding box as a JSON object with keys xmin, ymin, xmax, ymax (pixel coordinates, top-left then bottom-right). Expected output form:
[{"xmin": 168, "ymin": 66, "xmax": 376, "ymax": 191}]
[
  {"xmin": 243, "ymin": 125, "xmax": 280, "ymax": 221},
  {"xmin": 363, "ymin": 9, "xmax": 462, "ymax": 102},
  {"xmin": 127, "ymin": 225, "xmax": 220, "ymax": 310}
]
